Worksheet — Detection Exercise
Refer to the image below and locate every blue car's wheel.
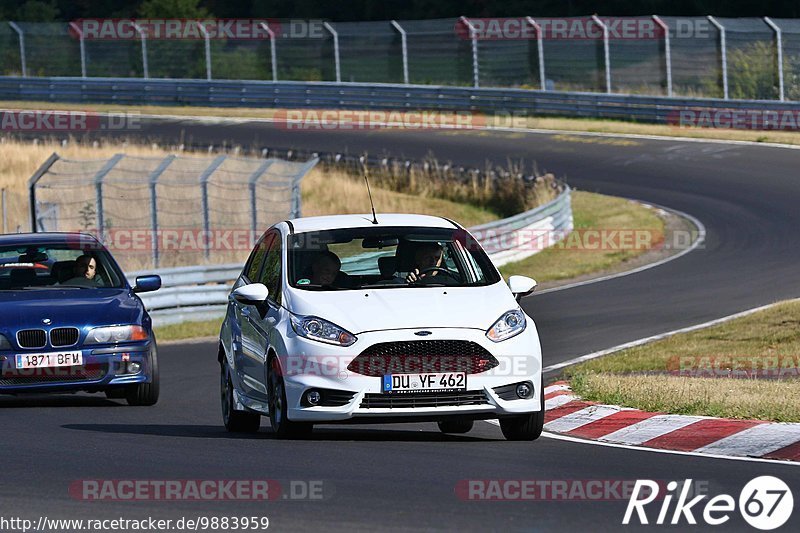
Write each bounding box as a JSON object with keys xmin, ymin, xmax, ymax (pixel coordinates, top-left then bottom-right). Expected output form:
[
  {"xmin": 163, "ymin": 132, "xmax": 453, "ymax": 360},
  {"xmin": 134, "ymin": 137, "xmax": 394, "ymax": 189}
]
[
  {"xmin": 125, "ymin": 342, "xmax": 160, "ymax": 406},
  {"xmin": 220, "ymin": 363, "xmax": 260, "ymax": 433}
]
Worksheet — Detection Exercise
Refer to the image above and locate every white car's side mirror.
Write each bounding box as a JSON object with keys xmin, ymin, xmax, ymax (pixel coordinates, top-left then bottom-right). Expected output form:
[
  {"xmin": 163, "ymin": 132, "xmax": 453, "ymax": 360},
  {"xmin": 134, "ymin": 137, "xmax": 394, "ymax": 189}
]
[
  {"xmin": 232, "ymin": 283, "xmax": 269, "ymax": 305},
  {"xmin": 508, "ymin": 275, "xmax": 537, "ymax": 302}
]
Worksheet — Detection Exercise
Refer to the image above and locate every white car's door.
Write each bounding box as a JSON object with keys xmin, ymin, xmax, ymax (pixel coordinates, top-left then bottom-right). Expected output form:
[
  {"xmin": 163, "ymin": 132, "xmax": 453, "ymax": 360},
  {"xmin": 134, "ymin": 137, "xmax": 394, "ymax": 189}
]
[{"xmin": 239, "ymin": 230, "xmax": 284, "ymax": 402}]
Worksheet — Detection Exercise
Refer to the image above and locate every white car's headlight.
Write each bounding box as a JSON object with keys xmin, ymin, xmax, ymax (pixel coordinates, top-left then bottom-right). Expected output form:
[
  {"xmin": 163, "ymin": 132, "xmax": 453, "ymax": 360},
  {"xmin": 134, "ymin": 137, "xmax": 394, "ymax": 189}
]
[
  {"xmin": 486, "ymin": 309, "xmax": 526, "ymax": 342},
  {"xmin": 290, "ymin": 314, "xmax": 356, "ymax": 347},
  {"xmin": 86, "ymin": 325, "xmax": 148, "ymax": 345},
  {"xmin": 0, "ymin": 334, "xmax": 11, "ymax": 350}
]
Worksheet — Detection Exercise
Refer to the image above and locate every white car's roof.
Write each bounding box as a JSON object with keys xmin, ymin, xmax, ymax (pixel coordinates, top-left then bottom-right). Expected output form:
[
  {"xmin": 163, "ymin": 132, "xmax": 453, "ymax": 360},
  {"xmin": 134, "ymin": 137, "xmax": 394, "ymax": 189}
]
[{"xmin": 287, "ymin": 213, "xmax": 458, "ymax": 233}]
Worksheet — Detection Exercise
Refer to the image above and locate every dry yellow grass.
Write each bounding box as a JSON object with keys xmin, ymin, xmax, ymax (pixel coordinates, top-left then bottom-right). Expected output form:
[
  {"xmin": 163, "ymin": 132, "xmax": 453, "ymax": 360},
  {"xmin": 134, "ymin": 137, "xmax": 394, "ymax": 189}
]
[
  {"xmin": 571, "ymin": 373, "xmax": 800, "ymax": 423},
  {"xmin": 500, "ymin": 191, "xmax": 665, "ymax": 282},
  {"xmin": 567, "ymin": 299, "xmax": 800, "ymax": 422},
  {"xmin": 0, "ymin": 140, "xmax": 171, "ymax": 232},
  {"xmin": 0, "ymin": 139, "xmax": 497, "ymax": 235},
  {"xmin": 301, "ymin": 167, "xmax": 496, "ymax": 225}
]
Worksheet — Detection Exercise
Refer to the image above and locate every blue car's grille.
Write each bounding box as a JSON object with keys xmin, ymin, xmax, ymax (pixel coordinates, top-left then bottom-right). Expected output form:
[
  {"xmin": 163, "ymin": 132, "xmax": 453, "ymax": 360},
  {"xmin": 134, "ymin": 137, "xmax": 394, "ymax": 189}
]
[
  {"xmin": 16, "ymin": 329, "xmax": 46, "ymax": 349},
  {"xmin": 50, "ymin": 327, "xmax": 79, "ymax": 347},
  {"xmin": 0, "ymin": 363, "xmax": 107, "ymax": 386}
]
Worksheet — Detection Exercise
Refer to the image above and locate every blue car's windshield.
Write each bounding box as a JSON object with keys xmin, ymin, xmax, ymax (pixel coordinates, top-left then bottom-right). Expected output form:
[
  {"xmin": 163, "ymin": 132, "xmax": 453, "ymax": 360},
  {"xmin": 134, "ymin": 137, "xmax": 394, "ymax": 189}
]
[{"xmin": 0, "ymin": 243, "xmax": 125, "ymax": 290}]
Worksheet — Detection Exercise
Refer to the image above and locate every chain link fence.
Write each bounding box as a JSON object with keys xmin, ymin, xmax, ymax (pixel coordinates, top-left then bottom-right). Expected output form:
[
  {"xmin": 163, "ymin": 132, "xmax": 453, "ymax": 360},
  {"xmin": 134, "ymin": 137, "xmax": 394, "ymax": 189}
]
[
  {"xmin": 0, "ymin": 17, "xmax": 797, "ymax": 100},
  {"xmin": 29, "ymin": 153, "xmax": 317, "ymax": 271}
]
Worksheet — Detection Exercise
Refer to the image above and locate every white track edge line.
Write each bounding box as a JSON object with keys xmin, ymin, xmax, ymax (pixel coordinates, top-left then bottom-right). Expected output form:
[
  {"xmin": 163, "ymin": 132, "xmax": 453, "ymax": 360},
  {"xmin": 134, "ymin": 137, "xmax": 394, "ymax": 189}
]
[{"xmin": 482, "ymin": 420, "xmax": 800, "ymax": 467}]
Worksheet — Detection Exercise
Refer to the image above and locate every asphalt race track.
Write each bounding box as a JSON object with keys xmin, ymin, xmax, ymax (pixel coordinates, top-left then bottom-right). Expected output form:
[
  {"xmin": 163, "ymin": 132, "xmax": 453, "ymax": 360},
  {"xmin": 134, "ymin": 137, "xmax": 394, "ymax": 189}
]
[{"xmin": 2, "ymin": 119, "xmax": 800, "ymax": 531}]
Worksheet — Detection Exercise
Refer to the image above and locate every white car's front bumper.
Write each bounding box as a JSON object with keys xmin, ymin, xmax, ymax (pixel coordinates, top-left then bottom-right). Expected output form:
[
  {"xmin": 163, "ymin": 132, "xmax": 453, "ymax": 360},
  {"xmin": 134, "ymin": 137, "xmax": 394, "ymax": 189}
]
[{"xmin": 278, "ymin": 326, "xmax": 543, "ymax": 422}]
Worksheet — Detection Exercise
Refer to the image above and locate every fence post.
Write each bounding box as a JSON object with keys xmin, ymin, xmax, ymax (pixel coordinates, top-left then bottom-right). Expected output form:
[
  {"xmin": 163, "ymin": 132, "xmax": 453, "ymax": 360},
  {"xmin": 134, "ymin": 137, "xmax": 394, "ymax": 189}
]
[
  {"xmin": 323, "ymin": 22, "xmax": 341, "ymax": 82},
  {"xmin": 291, "ymin": 157, "xmax": 319, "ymax": 218},
  {"xmin": 652, "ymin": 15, "xmax": 672, "ymax": 97},
  {"xmin": 248, "ymin": 159, "xmax": 275, "ymax": 246},
  {"xmin": 133, "ymin": 23, "xmax": 149, "ymax": 78},
  {"xmin": 147, "ymin": 155, "xmax": 175, "ymax": 268},
  {"xmin": 69, "ymin": 22, "xmax": 87, "ymax": 77},
  {"xmin": 390, "ymin": 20, "xmax": 409, "ymax": 84},
  {"xmin": 8, "ymin": 22, "xmax": 26, "ymax": 77},
  {"xmin": 259, "ymin": 22, "xmax": 278, "ymax": 81},
  {"xmin": 199, "ymin": 155, "xmax": 226, "ymax": 260},
  {"xmin": 92, "ymin": 154, "xmax": 124, "ymax": 238},
  {"xmin": 28, "ymin": 153, "xmax": 61, "ymax": 232},
  {"xmin": 764, "ymin": 17, "xmax": 784, "ymax": 102},
  {"xmin": 707, "ymin": 16, "xmax": 728, "ymax": 100},
  {"xmin": 525, "ymin": 17, "xmax": 546, "ymax": 91},
  {"xmin": 460, "ymin": 17, "xmax": 480, "ymax": 88},
  {"xmin": 591, "ymin": 15, "xmax": 612, "ymax": 93},
  {"xmin": 197, "ymin": 22, "xmax": 212, "ymax": 80}
]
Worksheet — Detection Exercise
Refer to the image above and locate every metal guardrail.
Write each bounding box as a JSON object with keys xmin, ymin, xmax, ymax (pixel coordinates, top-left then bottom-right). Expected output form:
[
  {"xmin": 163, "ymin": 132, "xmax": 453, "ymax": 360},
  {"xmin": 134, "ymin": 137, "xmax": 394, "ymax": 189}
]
[
  {"xmin": 133, "ymin": 187, "xmax": 573, "ymax": 326},
  {"xmin": 2, "ymin": 77, "xmax": 799, "ymax": 124}
]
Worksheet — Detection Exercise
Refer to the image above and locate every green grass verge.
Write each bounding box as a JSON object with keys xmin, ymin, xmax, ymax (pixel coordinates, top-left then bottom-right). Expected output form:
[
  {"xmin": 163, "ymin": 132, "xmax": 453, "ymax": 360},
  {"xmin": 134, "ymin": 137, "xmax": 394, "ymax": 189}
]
[
  {"xmin": 156, "ymin": 318, "xmax": 223, "ymax": 343},
  {"xmin": 564, "ymin": 300, "xmax": 800, "ymax": 422},
  {"xmin": 499, "ymin": 191, "xmax": 664, "ymax": 283}
]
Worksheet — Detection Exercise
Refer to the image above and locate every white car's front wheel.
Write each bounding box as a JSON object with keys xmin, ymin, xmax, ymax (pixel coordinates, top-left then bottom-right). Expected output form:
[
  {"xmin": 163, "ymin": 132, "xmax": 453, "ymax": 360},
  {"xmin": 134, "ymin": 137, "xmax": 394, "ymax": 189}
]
[
  {"xmin": 499, "ymin": 377, "xmax": 545, "ymax": 441},
  {"xmin": 220, "ymin": 364, "xmax": 260, "ymax": 433},
  {"xmin": 267, "ymin": 357, "xmax": 313, "ymax": 439}
]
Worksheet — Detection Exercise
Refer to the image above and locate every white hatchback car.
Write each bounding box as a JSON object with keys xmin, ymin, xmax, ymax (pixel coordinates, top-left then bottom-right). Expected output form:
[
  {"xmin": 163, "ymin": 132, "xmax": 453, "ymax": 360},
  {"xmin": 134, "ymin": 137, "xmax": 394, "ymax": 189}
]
[{"xmin": 218, "ymin": 214, "xmax": 543, "ymax": 440}]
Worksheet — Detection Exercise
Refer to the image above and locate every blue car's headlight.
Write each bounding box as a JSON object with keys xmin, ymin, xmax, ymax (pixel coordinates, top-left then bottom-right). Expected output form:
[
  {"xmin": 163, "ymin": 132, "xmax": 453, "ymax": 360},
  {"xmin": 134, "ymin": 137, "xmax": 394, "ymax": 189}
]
[
  {"xmin": 0, "ymin": 334, "xmax": 11, "ymax": 350},
  {"xmin": 290, "ymin": 314, "xmax": 356, "ymax": 347},
  {"xmin": 85, "ymin": 325, "xmax": 148, "ymax": 345},
  {"xmin": 486, "ymin": 309, "xmax": 526, "ymax": 342}
]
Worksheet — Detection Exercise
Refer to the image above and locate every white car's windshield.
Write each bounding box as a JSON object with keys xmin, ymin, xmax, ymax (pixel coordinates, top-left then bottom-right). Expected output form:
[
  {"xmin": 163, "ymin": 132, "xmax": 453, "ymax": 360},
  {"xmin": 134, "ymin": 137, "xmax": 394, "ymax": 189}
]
[{"xmin": 288, "ymin": 226, "xmax": 500, "ymax": 291}]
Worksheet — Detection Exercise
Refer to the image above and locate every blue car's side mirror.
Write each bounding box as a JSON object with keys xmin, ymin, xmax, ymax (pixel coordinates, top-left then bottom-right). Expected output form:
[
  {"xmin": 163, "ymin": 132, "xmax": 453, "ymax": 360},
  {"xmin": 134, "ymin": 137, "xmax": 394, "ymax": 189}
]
[{"xmin": 133, "ymin": 275, "xmax": 161, "ymax": 293}]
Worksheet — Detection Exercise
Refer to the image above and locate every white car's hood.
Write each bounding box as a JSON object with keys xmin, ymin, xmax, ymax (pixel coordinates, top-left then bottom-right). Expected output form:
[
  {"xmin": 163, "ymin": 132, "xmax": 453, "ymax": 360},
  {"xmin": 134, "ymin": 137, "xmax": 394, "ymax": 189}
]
[{"xmin": 285, "ymin": 282, "xmax": 518, "ymax": 334}]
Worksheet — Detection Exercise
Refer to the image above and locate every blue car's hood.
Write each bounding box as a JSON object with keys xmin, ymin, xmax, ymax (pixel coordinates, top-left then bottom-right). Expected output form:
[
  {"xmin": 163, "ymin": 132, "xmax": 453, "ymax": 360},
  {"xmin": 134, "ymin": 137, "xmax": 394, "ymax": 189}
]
[{"xmin": 0, "ymin": 289, "xmax": 144, "ymax": 330}]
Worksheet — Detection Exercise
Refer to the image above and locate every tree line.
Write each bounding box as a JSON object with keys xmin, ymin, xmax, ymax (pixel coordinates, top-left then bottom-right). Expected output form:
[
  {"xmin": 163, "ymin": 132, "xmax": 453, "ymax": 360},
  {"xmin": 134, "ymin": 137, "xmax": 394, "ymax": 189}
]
[{"xmin": 1, "ymin": 0, "xmax": 798, "ymax": 23}]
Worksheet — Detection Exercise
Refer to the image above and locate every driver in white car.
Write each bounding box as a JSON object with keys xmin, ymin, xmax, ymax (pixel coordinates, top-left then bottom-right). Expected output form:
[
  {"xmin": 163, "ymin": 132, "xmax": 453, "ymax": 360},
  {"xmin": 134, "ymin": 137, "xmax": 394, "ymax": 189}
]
[{"xmin": 405, "ymin": 242, "xmax": 445, "ymax": 283}]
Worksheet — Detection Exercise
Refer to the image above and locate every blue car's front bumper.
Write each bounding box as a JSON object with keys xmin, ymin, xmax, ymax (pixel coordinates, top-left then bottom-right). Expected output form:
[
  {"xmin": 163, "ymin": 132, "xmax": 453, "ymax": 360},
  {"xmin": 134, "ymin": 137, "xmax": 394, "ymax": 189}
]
[{"xmin": 0, "ymin": 340, "xmax": 153, "ymax": 394}]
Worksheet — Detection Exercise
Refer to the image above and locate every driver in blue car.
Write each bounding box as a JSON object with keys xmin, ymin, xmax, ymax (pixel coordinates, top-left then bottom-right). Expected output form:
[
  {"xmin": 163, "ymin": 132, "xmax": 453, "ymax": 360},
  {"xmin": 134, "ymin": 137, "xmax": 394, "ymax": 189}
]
[{"xmin": 62, "ymin": 254, "xmax": 104, "ymax": 287}]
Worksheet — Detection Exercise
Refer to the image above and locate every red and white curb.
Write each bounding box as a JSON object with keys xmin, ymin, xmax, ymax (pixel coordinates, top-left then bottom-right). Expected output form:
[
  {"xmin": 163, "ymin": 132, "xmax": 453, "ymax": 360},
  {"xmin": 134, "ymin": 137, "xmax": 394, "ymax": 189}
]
[{"xmin": 542, "ymin": 382, "xmax": 800, "ymax": 462}]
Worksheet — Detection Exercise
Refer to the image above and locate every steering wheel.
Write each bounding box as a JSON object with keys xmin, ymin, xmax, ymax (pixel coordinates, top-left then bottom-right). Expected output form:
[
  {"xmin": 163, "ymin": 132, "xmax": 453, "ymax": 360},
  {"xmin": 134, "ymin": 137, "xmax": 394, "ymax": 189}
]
[{"xmin": 411, "ymin": 267, "xmax": 459, "ymax": 282}]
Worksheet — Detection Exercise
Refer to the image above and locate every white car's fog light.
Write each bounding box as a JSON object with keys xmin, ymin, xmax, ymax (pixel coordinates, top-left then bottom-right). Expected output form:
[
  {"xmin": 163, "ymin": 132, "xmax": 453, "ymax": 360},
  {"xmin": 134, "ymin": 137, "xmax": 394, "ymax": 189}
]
[
  {"xmin": 516, "ymin": 382, "xmax": 533, "ymax": 399},
  {"xmin": 306, "ymin": 390, "xmax": 322, "ymax": 406}
]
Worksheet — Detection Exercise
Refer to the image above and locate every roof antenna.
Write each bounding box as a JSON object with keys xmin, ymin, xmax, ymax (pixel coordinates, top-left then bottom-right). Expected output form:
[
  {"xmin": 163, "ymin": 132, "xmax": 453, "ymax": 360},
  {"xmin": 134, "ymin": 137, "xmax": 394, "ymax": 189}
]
[{"xmin": 360, "ymin": 156, "xmax": 379, "ymax": 224}]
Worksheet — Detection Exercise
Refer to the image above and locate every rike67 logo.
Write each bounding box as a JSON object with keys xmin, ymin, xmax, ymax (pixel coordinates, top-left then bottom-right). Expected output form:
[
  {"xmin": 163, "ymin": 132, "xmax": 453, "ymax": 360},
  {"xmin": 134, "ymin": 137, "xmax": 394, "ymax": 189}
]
[{"xmin": 624, "ymin": 476, "xmax": 793, "ymax": 530}]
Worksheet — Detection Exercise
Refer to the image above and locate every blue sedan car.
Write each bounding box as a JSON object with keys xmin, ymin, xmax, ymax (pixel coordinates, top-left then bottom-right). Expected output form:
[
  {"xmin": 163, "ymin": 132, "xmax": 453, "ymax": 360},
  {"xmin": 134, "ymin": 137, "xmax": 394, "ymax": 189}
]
[{"xmin": 0, "ymin": 232, "xmax": 161, "ymax": 405}]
